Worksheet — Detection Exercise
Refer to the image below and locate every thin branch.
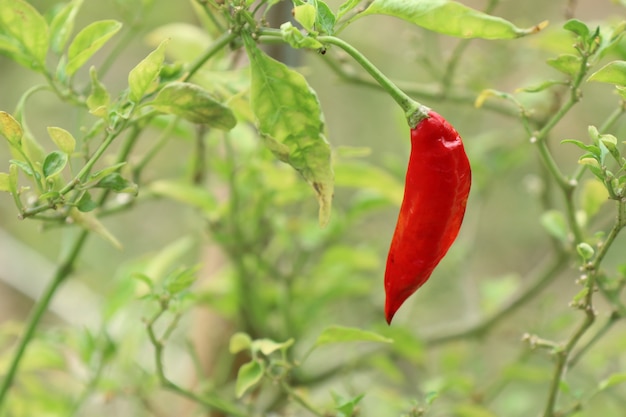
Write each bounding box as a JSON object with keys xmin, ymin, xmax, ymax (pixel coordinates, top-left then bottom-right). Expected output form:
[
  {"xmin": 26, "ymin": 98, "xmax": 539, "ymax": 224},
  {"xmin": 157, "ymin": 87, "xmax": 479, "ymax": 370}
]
[{"xmin": 424, "ymin": 253, "xmax": 568, "ymax": 346}]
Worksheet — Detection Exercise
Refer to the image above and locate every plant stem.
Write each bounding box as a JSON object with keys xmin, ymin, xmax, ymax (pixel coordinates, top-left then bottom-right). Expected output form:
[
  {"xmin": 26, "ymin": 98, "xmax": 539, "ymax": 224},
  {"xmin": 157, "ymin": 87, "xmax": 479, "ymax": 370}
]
[
  {"xmin": 0, "ymin": 229, "xmax": 89, "ymax": 409},
  {"xmin": 256, "ymin": 28, "xmax": 429, "ymax": 127},
  {"xmin": 425, "ymin": 253, "xmax": 568, "ymax": 346},
  {"xmin": 0, "ymin": 118, "xmax": 144, "ymax": 410},
  {"xmin": 319, "ymin": 53, "xmax": 524, "ymax": 119},
  {"xmin": 317, "ymin": 35, "xmax": 429, "ymax": 127},
  {"xmin": 145, "ymin": 309, "xmax": 247, "ymax": 416},
  {"xmin": 184, "ymin": 31, "xmax": 238, "ymax": 81}
]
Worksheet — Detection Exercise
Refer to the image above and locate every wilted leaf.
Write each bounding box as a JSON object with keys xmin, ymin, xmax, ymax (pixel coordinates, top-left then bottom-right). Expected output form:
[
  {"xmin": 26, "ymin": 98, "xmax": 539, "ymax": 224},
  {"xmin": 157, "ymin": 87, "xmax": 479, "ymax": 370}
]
[
  {"xmin": 244, "ymin": 34, "xmax": 334, "ymax": 226},
  {"xmin": 149, "ymin": 82, "xmax": 236, "ymax": 129}
]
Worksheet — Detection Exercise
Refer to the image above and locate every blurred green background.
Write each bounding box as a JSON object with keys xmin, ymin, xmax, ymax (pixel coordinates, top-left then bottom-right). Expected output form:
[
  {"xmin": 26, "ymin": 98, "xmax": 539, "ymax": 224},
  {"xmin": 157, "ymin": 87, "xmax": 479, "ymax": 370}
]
[{"xmin": 2, "ymin": 1, "xmax": 626, "ymax": 416}]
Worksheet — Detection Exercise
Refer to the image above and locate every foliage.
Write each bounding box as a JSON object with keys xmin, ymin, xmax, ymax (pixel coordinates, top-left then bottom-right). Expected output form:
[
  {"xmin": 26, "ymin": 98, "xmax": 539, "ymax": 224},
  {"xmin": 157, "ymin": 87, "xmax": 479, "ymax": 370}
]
[{"xmin": 0, "ymin": 0, "xmax": 626, "ymax": 417}]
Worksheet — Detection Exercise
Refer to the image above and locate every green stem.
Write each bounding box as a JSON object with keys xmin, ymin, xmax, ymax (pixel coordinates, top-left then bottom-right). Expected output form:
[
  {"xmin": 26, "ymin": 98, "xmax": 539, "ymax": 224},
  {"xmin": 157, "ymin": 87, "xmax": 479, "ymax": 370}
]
[
  {"xmin": 256, "ymin": 29, "xmax": 428, "ymax": 127},
  {"xmin": 425, "ymin": 253, "xmax": 568, "ymax": 346},
  {"xmin": 0, "ymin": 121, "xmax": 144, "ymax": 410},
  {"xmin": 145, "ymin": 309, "xmax": 246, "ymax": 416},
  {"xmin": 184, "ymin": 31, "xmax": 238, "ymax": 82},
  {"xmin": 319, "ymin": 53, "xmax": 524, "ymax": 119},
  {"xmin": 0, "ymin": 229, "xmax": 89, "ymax": 409},
  {"xmin": 568, "ymin": 311, "xmax": 620, "ymax": 368},
  {"xmin": 317, "ymin": 35, "xmax": 429, "ymax": 127}
]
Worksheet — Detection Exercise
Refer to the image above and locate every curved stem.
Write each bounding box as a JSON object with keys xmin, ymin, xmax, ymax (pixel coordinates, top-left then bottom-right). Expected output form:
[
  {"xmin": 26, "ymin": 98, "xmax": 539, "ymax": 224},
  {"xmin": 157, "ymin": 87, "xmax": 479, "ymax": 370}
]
[
  {"xmin": 256, "ymin": 28, "xmax": 429, "ymax": 127},
  {"xmin": 317, "ymin": 35, "xmax": 429, "ymax": 127}
]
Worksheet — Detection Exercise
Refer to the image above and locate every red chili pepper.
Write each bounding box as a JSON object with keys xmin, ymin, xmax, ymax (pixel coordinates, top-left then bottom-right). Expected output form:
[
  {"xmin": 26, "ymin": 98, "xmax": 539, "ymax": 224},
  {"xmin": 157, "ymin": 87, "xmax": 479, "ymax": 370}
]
[{"xmin": 385, "ymin": 111, "xmax": 471, "ymax": 324}]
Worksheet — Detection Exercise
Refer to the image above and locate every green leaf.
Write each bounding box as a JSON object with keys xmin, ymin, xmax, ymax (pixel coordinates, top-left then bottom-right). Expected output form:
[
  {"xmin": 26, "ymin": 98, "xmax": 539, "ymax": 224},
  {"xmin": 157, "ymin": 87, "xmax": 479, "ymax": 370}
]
[
  {"xmin": 66, "ymin": 20, "xmax": 122, "ymax": 76},
  {"xmin": 0, "ymin": 0, "xmax": 49, "ymax": 70},
  {"xmin": 235, "ymin": 360, "xmax": 264, "ymax": 398},
  {"xmin": 337, "ymin": 0, "xmax": 361, "ymax": 20},
  {"xmin": 164, "ymin": 266, "xmax": 197, "ymax": 295},
  {"xmin": 42, "ymin": 151, "xmax": 68, "ymax": 178},
  {"xmin": 0, "ymin": 172, "xmax": 10, "ymax": 192},
  {"xmin": 89, "ymin": 162, "xmax": 127, "ymax": 183},
  {"xmin": 10, "ymin": 159, "xmax": 34, "ymax": 177},
  {"xmin": 333, "ymin": 392, "xmax": 365, "ymax": 417},
  {"xmin": 229, "ymin": 333, "xmax": 252, "ymax": 354},
  {"xmin": 315, "ymin": 0, "xmax": 336, "ymax": 34},
  {"xmin": 580, "ymin": 179, "xmax": 608, "ymax": 219},
  {"xmin": 252, "ymin": 338, "xmax": 294, "ymax": 356},
  {"xmin": 547, "ymin": 54, "xmax": 581, "ymax": 76},
  {"xmin": 313, "ymin": 325, "xmax": 393, "ymax": 349},
  {"xmin": 280, "ymin": 22, "xmax": 324, "ymax": 50},
  {"xmin": 561, "ymin": 139, "xmax": 599, "ymax": 155},
  {"xmin": 598, "ymin": 373, "xmax": 626, "ymax": 391},
  {"xmin": 77, "ymin": 191, "xmax": 97, "ymax": 212},
  {"xmin": 294, "ymin": 3, "xmax": 316, "ymax": 32},
  {"xmin": 86, "ymin": 66, "xmax": 110, "ymax": 117},
  {"xmin": 49, "ymin": 0, "xmax": 83, "ymax": 54},
  {"xmin": 563, "ymin": 19, "xmax": 589, "ymax": 39},
  {"xmin": 47, "ymin": 126, "xmax": 76, "ymax": 154},
  {"xmin": 149, "ymin": 82, "xmax": 236, "ymax": 129},
  {"xmin": 70, "ymin": 208, "xmax": 122, "ymax": 249},
  {"xmin": 128, "ymin": 39, "xmax": 169, "ymax": 103},
  {"xmin": 243, "ymin": 34, "xmax": 334, "ymax": 227},
  {"xmin": 0, "ymin": 111, "xmax": 23, "ymax": 146},
  {"xmin": 588, "ymin": 61, "xmax": 626, "ymax": 86},
  {"xmin": 142, "ymin": 236, "xmax": 197, "ymax": 284},
  {"xmin": 357, "ymin": 0, "xmax": 547, "ymax": 39},
  {"xmin": 576, "ymin": 242, "xmax": 595, "ymax": 261},
  {"xmin": 95, "ymin": 173, "xmax": 138, "ymax": 194},
  {"xmin": 540, "ymin": 210, "xmax": 568, "ymax": 242},
  {"xmin": 517, "ymin": 80, "xmax": 568, "ymax": 93}
]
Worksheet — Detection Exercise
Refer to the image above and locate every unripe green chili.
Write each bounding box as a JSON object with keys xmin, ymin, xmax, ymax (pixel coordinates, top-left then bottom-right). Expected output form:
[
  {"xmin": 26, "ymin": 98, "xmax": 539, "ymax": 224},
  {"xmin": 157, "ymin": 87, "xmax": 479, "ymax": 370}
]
[{"xmin": 385, "ymin": 111, "xmax": 471, "ymax": 323}]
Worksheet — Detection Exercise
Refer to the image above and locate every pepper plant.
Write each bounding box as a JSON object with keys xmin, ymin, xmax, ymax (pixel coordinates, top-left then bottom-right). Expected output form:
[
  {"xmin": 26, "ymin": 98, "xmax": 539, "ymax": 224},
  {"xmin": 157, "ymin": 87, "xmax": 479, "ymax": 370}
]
[{"xmin": 1, "ymin": 1, "xmax": 626, "ymax": 417}]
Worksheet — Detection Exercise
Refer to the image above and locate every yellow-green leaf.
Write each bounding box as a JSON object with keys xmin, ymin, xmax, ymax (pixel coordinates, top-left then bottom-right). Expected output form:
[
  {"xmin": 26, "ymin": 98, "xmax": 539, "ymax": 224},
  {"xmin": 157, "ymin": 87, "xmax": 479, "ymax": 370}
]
[
  {"xmin": 0, "ymin": 172, "xmax": 10, "ymax": 192},
  {"xmin": 235, "ymin": 360, "xmax": 264, "ymax": 398},
  {"xmin": 66, "ymin": 20, "xmax": 122, "ymax": 76},
  {"xmin": 128, "ymin": 39, "xmax": 169, "ymax": 103},
  {"xmin": 149, "ymin": 82, "xmax": 236, "ymax": 129},
  {"xmin": 86, "ymin": 66, "xmax": 110, "ymax": 117},
  {"xmin": 69, "ymin": 208, "xmax": 122, "ymax": 249},
  {"xmin": 47, "ymin": 126, "xmax": 76, "ymax": 154},
  {"xmin": 0, "ymin": 0, "xmax": 49, "ymax": 70},
  {"xmin": 49, "ymin": 0, "xmax": 83, "ymax": 54},
  {"xmin": 588, "ymin": 60, "xmax": 626, "ymax": 86},
  {"xmin": 0, "ymin": 111, "xmax": 23, "ymax": 146},
  {"xmin": 357, "ymin": 0, "xmax": 547, "ymax": 39},
  {"xmin": 243, "ymin": 34, "xmax": 334, "ymax": 227},
  {"xmin": 313, "ymin": 325, "xmax": 393, "ymax": 349}
]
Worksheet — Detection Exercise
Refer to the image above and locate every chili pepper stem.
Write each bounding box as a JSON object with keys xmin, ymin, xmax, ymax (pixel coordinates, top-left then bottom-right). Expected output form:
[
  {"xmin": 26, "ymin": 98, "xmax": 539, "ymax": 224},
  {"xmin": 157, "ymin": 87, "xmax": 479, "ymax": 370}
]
[
  {"xmin": 254, "ymin": 28, "xmax": 429, "ymax": 128},
  {"xmin": 317, "ymin": 35, "xmax": 430, "ymax": 128}
]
